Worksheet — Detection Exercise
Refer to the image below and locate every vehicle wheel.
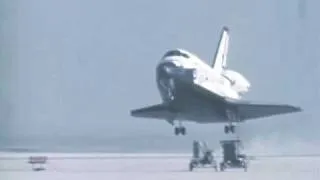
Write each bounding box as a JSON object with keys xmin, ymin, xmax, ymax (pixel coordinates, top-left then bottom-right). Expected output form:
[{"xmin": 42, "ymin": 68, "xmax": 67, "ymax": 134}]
[
  {"xmin": 189, "ymin": 163, "xmax": 194, "ymax": 171},
  {"xmin": 214, "ymin": 165, "xmax": 218, "ymax": 172},
  {"xmin": 243, "ymin": 162, "xmax": 247, "ymax": 172},
  {"xmin": 220, "ymin": 163, "xmax": 225, "ymax": 172}
]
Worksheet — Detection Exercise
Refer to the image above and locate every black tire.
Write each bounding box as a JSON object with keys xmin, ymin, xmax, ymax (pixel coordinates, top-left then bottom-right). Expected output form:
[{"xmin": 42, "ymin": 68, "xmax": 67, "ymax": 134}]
[
  {"xmin": 243, "ymin": 162, "xmax": 247, "ymax": 172},
  {"xmin": 224, "ymin": 126, "xmax": 229, "ymax": 134},
  {"xmin": 181, "ymin": 127, "xmax": 186, "ymax": 135},
  {"xmin": 214, "ymin": 165, "xmax": 218, "ymax": 172},
  {"xmin": 220, "ymin": 163, "xmax": 225, "ymax": 172},
  {"xmin": 189, "ymin": 163, "xmax": 194, "ymax": 171},
  {"xmin": 230, "ymin": 125, "xmax": 235, "ymax": 133}
]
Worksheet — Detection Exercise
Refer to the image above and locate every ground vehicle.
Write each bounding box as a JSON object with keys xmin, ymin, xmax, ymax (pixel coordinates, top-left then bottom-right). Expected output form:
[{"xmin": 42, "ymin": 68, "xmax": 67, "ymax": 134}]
[
  {"xmin": 28, "ymin": 156, "xmax": 47, "ymax": 171},
  {"xmin": 219, "ymin": 139, "xmax": 248, "ymax": 172},
  {"xmin": 189, "ymin": 141, "xmax": 218, "ymax": 171}
]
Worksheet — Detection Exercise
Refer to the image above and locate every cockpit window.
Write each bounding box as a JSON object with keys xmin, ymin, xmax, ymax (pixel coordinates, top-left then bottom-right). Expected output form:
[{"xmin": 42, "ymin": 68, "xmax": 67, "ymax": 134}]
[{"xmin": 163, "ymin": 50, "xmax": 190, "ymax": 59}]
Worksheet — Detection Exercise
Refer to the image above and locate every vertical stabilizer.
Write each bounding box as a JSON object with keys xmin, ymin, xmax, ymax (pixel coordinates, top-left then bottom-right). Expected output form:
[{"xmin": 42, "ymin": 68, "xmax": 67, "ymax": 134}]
[{"xmin": 211, "ymin": 26, "xmax": 230, "ymax": 74}]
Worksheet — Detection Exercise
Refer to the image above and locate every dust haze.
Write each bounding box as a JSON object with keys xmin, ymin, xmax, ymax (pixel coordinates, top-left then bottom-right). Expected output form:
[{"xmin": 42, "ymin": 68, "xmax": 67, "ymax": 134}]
[{"xmin": 0, "ymin": 0, "xmax": 319, "ymax": 154}]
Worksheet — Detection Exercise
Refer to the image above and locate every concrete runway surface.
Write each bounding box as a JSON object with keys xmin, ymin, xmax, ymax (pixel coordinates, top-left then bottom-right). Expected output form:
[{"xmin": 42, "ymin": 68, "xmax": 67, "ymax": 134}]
[{"xmin": 0, "ymin": 153, "xmax": 319, "ymax": 180}]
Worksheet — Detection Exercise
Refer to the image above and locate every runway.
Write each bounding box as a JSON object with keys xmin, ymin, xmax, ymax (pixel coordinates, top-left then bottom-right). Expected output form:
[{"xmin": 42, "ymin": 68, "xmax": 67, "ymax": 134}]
[{"xmin": 1, "ymin": 153, "xmax": 319, "ymax": 180}]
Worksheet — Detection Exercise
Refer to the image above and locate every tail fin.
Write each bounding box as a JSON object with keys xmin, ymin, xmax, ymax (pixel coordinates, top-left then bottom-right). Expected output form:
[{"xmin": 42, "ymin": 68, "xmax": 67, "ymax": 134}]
[{"xmin": 211, "ymin": 26, "xmax": 230, "ymax": 73}]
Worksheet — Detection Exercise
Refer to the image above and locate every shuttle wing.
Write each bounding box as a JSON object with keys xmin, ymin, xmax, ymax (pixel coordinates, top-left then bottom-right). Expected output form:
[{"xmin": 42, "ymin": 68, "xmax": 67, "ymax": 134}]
[
  {"xmin": 130, "ymin": 104, "xmax": 174, "ymax": 120},
  {"xmin": 225, "ymin": 99, "xmax": 302, "ymax": 121}
]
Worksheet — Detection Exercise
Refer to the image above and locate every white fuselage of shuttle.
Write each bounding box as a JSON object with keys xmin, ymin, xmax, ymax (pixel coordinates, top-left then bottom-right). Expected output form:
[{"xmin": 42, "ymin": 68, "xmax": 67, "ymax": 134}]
[{"xmin": 158, "ymin": 49, "xmax": 250, "ymax": 100}]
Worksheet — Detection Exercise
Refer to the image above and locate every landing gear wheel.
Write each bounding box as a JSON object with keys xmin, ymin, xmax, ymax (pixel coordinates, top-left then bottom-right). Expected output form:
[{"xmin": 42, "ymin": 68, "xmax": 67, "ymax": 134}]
[
  {"xmin": 180, "ymin": 127, "xmax": 186, "ymax": 135},
  {"xmin": 174, "ymin": 127, "xmax": 179, "ymax": 135},
  {"xmin": 224, "ymin": 125, "xmax": 236, "ymax": 134},
  {"xmin": 224, "ymin": 125, "xmax": 229, "ymax": 134},
  {"xmin": 230, "ymin": 125, "xmax": 235, "ymax": 133},
  {"xmin": 174, "ymin": 127, "xmax": 186, "ymax": 136}
]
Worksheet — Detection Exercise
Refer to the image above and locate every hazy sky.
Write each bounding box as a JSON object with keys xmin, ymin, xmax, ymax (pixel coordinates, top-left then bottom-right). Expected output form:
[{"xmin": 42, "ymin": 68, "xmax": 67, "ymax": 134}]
[{"xmin": 0, "ymin": 0, "xmax": 319, "ymax": 152}]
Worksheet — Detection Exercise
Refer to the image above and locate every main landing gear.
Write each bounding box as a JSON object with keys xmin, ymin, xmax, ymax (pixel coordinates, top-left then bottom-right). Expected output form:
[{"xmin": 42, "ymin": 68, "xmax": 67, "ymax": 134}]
[
  {"xmin": 173, "ymin": 120, "xmax": 186, "ymax": 136},
  {"xmin": 224, "ymin": 124, "xmax": 236, "ymax": 134},
  {"xmin": 174, "ymin": 126, "xmax": 186, "ymax": 135},
  {"xmin": 224, "ymin": 109, "xmax": 239, "ymax": 134}
]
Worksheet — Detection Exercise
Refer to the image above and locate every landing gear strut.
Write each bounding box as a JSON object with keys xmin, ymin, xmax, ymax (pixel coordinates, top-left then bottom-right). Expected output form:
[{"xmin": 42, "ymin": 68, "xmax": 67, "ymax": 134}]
[{"xmin": 224, "ymin": 109, "xmax": 239, "ymax": 134}]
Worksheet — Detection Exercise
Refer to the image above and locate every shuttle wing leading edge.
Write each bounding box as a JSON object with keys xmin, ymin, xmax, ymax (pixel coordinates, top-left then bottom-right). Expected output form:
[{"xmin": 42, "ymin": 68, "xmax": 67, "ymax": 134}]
[
  {"xmin": 130, "ymin": 98, "xmax": 302, "ymax": 124},
  {"xmin": 130, "ymin": 103, "xmax": 173, "ymax": 120},
  {"xmin": 225, "ymin": 99, "xmax": 302, "ymax": 121}
]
